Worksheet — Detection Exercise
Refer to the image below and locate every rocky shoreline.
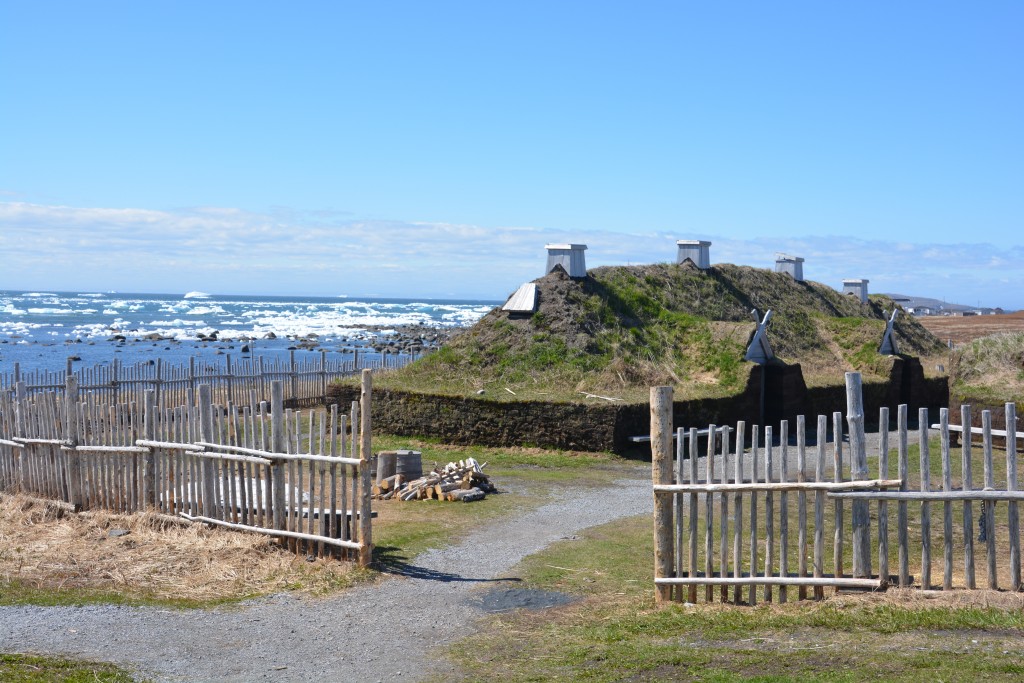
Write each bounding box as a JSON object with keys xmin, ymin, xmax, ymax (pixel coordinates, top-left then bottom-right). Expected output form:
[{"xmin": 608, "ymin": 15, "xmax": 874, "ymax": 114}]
[{"xmin": 2, "ymin": 324, "xmax": 463, "ymax": 359}]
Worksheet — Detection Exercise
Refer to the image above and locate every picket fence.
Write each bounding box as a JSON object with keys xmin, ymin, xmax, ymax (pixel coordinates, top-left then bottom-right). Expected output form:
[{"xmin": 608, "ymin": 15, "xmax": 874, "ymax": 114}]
[
  {"xmin": 0, "ymin": 373, "xmax": 375, "ymax": 565},
  {"xmin": 0, "ymin": 349, "xmax": 415, "ymax": 408},
  {"xmin": 651, "ymin": 372, "xmax": 1023, "ymax": 604}
]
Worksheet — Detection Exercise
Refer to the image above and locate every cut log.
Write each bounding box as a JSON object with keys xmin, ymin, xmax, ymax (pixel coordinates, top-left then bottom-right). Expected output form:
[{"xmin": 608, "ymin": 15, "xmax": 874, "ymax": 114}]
[{"xmin": 449, "ymin": 487, "xmax": 486, "ymax": 502}]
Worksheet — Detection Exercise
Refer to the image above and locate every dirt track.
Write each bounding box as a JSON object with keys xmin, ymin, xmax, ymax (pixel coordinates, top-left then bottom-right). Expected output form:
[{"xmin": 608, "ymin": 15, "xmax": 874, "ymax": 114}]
[{"xmin": 0, "ymin": 472, "xmax": 653, "ymax": 682}]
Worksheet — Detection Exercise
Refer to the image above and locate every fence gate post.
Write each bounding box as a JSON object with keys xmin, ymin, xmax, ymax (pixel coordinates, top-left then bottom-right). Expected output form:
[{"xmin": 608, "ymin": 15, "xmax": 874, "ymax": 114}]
[
  {"xmin": 845, "ymin": 372, "xmax": 871, "ymax": 578},
  {"xmin": 651, "ymin": 385, "xmax": 674, "ymax": 603},
  {"xmin": 358, "ymin": 369, "xmax": 374, "ymax": 566}
]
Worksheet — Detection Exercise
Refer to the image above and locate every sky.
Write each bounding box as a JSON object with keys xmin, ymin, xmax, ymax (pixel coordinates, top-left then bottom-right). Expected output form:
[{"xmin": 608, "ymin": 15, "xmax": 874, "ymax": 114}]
[{"xmin": 1, "ymin": 1, "xmax": 1021, "ymax": 307}]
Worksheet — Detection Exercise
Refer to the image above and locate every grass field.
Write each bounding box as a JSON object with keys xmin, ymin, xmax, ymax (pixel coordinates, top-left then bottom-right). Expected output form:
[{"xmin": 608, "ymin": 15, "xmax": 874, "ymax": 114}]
[
  {"xmin": 444, "ymin": 512, "xmax": 1024, "ymax": 682},
  {"xmin": 0, "ymin": 654, "xmax": 142, "ymax": 683}
]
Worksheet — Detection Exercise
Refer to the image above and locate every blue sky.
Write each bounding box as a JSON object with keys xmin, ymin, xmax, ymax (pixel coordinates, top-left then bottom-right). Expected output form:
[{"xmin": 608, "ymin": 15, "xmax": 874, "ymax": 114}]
[{"xmin": 1, "ymin": 1, "xmax": 1021, "ymax": 306}]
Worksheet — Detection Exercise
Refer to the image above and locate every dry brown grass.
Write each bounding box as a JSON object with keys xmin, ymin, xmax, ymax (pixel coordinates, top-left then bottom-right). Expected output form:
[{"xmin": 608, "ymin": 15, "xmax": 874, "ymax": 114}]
[
  {"xmin": 920, "ymin": 311, "xmax": 1024, "ymax": 345},
  {"xmin": 0, "ymin": 493, "xmax": 360, "ymax": 605}
]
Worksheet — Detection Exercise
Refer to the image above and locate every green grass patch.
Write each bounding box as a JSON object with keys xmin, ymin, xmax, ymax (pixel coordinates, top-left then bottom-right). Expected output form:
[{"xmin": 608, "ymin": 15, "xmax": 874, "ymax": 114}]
[
  {"xmin": 446, "ymin": 514, "xmax": 1024, "ymax": 682},
  {"xmin": 0, "ymin": 653, "xmax": 143, "ymax": 682}
]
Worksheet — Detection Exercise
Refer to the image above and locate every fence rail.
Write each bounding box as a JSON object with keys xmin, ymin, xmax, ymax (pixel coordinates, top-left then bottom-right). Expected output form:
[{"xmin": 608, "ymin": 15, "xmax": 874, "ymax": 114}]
[
  {"xmin": 1, "ymin": 349, "xmax": 417, "ymax": 408},
  {"xmin": 0, "ymin": 373, "xmax": 375, "ymax": 565},
  {"xmin": 651, "ymin": 372, "xmax": 1022, "ymax": 605}
]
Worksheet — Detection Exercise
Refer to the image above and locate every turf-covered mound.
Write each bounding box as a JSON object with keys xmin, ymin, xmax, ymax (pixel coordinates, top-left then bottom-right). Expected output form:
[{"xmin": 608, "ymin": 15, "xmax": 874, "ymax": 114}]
[{"xmin": 377, "ymin": 262, "xmax": 945, "ymax": 403}]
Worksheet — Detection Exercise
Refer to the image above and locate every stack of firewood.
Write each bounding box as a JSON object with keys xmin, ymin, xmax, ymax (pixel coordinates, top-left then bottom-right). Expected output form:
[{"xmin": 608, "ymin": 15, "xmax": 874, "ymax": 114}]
[{"xmin": 374, "ymin": 458, "xmax": 496, "ymax": 502}]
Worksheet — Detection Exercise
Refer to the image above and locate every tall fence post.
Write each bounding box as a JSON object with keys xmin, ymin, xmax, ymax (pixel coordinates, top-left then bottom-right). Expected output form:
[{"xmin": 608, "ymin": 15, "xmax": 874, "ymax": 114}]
[
  {"xmin": 143, "ymin": 389, "xmax": 157, "ymax": 508},
  {"xmin": 64, "ymin": 375, "xmax": 83, "ymax": 511},
  {"xmin": 271, "ymin": 381, "xmax": 286, "ymax": 541},
  {"xmin": 359, "ymin": 368, "xmax": 374, "ymax": 567},
  {"xmin": 845, "ymin": 372, "xmax": 871, "ymax": 578},
  {"xmin": 650, "ymin": 385, "xmax": 674, "ymax": 604}
]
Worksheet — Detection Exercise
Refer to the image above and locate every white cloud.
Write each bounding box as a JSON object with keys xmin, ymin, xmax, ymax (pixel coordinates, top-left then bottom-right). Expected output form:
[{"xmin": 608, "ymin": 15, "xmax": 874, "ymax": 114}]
[{"xmin": 0, "ymin": 201, "xmax": 1021, "ymax": 308}]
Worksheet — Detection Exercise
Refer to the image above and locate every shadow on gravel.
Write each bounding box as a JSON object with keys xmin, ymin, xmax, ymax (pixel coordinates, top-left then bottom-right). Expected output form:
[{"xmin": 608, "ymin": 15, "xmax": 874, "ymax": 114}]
[{"xmin": 373, "ymin": 545, "xmax": 523, "ymax": 584}]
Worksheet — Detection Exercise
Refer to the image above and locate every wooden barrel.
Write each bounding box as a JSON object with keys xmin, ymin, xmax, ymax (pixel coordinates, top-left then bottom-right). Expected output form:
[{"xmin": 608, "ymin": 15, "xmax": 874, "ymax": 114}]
[
  {"xmin": 376, "ymin": 451, "xmax": 398, "ymax": 485},
  {"xmin": 395, "ymin": 450, "xmax": 423, "ymax": 481}
]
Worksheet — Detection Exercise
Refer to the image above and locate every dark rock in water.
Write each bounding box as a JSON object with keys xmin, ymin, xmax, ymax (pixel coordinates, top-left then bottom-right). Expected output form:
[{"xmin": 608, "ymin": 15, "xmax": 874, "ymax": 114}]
[
  {"xmin": 264, "ymin": 332, "xmax": 277, "ymax": 340},
  {"xmin": 241, "ymin": 345, "xmax": 250, "ymax": 353},
  {"xmin": 68, "ymin": 355, "xmax": 82, "ymax": 361},
  {"xmin": 287, "ymin": 346, "xmax": 297, "ymax": 350}
]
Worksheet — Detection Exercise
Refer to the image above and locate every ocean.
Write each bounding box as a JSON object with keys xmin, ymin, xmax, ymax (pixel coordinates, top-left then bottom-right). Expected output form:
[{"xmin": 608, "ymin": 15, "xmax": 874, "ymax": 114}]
[{"xmin": 0, "ymin": 290, "xmax": 499, "ymax": 376}]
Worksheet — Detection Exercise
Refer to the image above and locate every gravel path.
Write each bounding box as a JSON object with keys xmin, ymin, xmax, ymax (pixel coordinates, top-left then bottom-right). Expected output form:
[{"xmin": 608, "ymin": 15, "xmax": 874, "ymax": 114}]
[{"xmin": 0, "ymin": 473, "xmax": 653, "ymax": 682}]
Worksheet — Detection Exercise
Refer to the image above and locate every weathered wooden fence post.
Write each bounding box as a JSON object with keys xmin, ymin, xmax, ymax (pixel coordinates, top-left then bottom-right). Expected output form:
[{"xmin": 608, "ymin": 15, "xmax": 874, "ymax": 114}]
[
  {"xmin": 271, "ymin": 381, "xmax": 286, "ymax": 541},
  {"xmin": 897, "ymin": 404, "xmax": 910, "ymax": 587},
  {"xmin": 112, "ymin": 358, "xmax": 121, "ymax": 405},
  {"xmin": 359, "ymin": 368, "xmax": 374, "ymax": 567},
  {"xmin": 940, "ymin": 407, "xmax": 953, "ymax": 590},
  {"xmin": 650, "ymin": 385, "xmax": 674, "ymax": 604},
  {"xmin": 289, "ymin": 349, "xmax": 298, "ymax": 402},
  {"xmin": 983, "ymin": 410, "xmax": 997, "ymax": 589},
  {"xmin": 199, "ymin": 384, "xmax": 218, "ymax": 518},
  {"xmin": 320, "ymin": 350, "xmax": 328, "ymax": 402},
  {"xmin": 225, "ymin": 354, "xmax": 235, "ymax": 408},
  {"xmin": 877, "ymin": 406, "xmax": 890, "ymax": 586},
  {"xmin": 1007, "ymin": 402, "xmax": 1020, "ymax": 591},
  {"xmin": 919, "ymin": 406, "xmax": 932, "ymax": 589},
  {"xmin": 962, "ymin": 403, "xmax": 975, "ymax": 589},
  {"xmin": 845, "ymin": 372, "xmax": 871, "ymax": 578},
  {"xmin": 258, "ymin": 356, "xmax": 267, "ymax": 404},
  {"xmin": 154, "ymin": 358, "xmax": 163, "ymax": 407},
  {"xmin": 143, "ymin": 389, "xmax": 157, "ymax": 508},
  {"xmin": 64, "ymin": 375, "xmax": 83, "ymax": 511},
  {"xmin": 15, "ymin": 381, "xmax": 27, "ymax": 491}
]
